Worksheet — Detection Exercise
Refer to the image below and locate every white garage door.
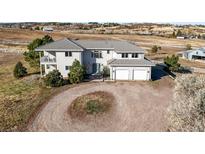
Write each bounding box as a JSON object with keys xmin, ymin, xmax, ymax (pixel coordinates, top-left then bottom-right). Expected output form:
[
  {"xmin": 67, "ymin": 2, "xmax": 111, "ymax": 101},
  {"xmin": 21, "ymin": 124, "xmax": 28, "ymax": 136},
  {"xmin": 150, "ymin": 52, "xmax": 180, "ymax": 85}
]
[
  {"xmin": 115, "ymin": 69, "xmax": 129, "ymax": 80},
  {"xmin": 133, "ymin": 69, "xmax": 148, "ymax": 80}
]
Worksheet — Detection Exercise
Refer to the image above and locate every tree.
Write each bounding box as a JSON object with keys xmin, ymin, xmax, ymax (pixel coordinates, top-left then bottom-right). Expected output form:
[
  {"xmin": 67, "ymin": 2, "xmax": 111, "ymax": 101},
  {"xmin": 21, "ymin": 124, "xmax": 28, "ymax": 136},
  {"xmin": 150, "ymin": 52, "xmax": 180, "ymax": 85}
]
[
  {"xmin": 44, "ymin": 70, "xmax": 65, "ymax": 87},
  {"xmin": 13, "ymin": 61, "xmax": 27, "ymax": 79},
  {"xmin": 35, "ymin": 26, "xmax": 40, "ymax": 30},
  {"xmin": 176, "ymin": 29, "xmax": 183, "ymax": 36},
  {"xmin": 151, "ymin": 45, "xmax": 161, "ymax": 53},
  {"xmin": 24, "ymin": 35, "xmax": 53, "ymax": 70},
  {"xmin": 186, "ymin": 44, "xmax": 192, "ymax": 50},
  {"xmin": 167, "ymin": 75, "xmax": 205, "ymax": 131},
  {"xmin": 41, "ymin": 35, "xmax": 53, "ymax": 45},
  {"xmin": 164, "ymin": 55, "xmax": 181, "ymax": 72},
  {"xmin": 68, "ymin": 59, "xmax": 85, "ymax": 84},
  {"xmin": 172, "ymin": 31, "xmax": 176, "ymax": 38},
  {"xmin": 27, "ymin": 38, "xmax": 43, "ymax": 51}
]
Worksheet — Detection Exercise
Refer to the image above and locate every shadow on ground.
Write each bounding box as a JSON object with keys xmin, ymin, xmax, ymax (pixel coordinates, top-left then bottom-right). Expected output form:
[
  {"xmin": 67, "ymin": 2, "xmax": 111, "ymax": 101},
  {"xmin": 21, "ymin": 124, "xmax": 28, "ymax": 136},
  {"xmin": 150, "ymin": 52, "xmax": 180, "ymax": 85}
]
[{"xmin": 152, "ymin": 66, "xmax": 168, "ymax": 81}]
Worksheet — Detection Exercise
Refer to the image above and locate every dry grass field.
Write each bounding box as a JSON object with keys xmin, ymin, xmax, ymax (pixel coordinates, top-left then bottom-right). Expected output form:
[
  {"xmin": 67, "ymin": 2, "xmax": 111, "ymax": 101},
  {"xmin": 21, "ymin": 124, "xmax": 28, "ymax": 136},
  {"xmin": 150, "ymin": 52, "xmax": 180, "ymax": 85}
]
[
  {"xmin": 0, "ymin": 52, "xmax": 75, "ymax": 131},
  {"xmin": 1, "ymin": 28, "xmax": 205, "ymax": 51}
]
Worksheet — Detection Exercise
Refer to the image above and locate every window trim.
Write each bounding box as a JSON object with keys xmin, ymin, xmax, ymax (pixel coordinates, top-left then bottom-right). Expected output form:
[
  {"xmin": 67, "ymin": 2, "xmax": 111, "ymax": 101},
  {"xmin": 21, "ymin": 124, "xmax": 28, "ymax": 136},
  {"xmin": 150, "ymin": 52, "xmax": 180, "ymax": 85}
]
[
  {"xmin": 122, "ymin": 53, "xmax": 128, "ymax": 58},
  {"xmin": 132, "ymin": 53, "xmax": 139, "ymax": 58},
  {"xmin": 65, "ymin": 51, "xmax": 72, "ymax": 57},
  {"xmin": 93, "ymin": 51, "xmax": 102, "ymax": 58},
  {"xmin": 65, "ymin": 66, "xmax": 70, "ymax": 70}
]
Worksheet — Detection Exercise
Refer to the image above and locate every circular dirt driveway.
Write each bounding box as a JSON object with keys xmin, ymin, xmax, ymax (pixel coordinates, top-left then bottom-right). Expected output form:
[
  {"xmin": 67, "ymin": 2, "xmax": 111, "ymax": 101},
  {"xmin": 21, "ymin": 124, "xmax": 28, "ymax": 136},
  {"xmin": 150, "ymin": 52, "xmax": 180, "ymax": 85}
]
[{"xmin": 28, "ymin": 81, "xmax": 173, "ymax": 132}]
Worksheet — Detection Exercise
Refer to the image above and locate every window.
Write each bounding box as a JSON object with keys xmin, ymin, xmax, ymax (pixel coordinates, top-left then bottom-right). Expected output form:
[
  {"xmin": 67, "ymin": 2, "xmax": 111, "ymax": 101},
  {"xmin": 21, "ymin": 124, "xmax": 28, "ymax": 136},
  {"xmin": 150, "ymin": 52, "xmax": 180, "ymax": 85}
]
[
  {"xmin": 65, "ymin": 51, "xmax": 72, "ymax": 57},
  {"xmin": 93, "ymin": 51, "xmax": 102, "ymax": 58},
  {"xmin": 46, "ymin": 65, "xmax": 50, "ymax": 69},
  {"xmin": 107, "ymin": 50, "xmax": 110, "ymax": 54},
  {"xmin": 91, "ymin": 52, "xmax": 94, "ymax": 58},
  {"xmin": 65, "ymin": 66, "xmax": 70, "ymax": 70},
  {"xmin": 122, "ymin": 53, "xmax": 128, "ymax": 58},
  {"xmin": 132, "ymin": 53, "xmax": 138, "ymax": 58}
]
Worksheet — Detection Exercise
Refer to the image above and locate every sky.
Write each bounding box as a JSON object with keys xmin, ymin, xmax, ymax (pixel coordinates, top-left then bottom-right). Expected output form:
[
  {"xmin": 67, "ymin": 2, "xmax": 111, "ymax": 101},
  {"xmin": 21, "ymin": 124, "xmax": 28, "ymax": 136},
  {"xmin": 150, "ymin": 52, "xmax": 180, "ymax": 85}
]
[{"xmin": 0, "ymin": 0, "xmax": 205, "ymax": 23}]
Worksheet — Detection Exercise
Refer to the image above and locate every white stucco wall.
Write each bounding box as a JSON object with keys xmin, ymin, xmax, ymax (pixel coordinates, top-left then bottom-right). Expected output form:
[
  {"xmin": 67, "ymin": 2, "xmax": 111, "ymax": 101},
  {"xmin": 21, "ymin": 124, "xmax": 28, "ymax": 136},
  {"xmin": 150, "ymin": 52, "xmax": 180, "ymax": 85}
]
[
  {"xmin": 41, "ymin": 50, "xmax": 148, "ymax": 78},
  {"xmin": 113, "ymin": 53, "xmax": 144, "ymax": 59},
  {"xmin": 44, "ymin": 64, "xmax": 57, "ymax": 75},
  {"xmin": 56, "ymin": 51, "xmax": 82, "ymax": 77},
  {"xmin": 83, "ymin": 50, "xmax": 114, "ymax": 74}
]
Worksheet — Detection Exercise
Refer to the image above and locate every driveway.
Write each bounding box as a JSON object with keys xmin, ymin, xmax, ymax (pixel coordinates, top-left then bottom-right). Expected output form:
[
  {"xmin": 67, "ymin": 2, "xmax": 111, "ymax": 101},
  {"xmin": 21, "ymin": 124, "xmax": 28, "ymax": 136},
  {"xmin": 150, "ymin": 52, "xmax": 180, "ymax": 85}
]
[{"xmin": 28, "ymin": 79, "xmax": 173, "ymax": 132}]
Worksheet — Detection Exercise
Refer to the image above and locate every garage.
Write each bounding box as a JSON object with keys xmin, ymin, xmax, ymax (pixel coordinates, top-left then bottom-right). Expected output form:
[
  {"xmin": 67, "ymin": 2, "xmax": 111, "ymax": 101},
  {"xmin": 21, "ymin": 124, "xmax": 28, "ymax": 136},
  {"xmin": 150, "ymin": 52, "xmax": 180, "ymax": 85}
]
[
  {"xmin": 133, "ymin": 69, "xmax": 148, "ymax": 80},
  {"xmin": 109, "ymin": 59, "xmax": 155, "ymax": 81},
  {"xmin": 115, "ymin": 69, "xmax": 129, "ymax": 80}
]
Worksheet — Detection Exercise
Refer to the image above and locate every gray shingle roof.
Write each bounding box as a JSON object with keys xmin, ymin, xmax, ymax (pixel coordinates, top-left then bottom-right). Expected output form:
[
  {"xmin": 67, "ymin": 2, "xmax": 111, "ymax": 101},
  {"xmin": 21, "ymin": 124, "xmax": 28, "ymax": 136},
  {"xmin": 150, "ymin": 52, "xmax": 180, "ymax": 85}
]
[
  {"xmin": 35, "ymin": 38, "xmax": 144, "ymax": 53},
  {"xmin": 108, "ymin": 59, "xmax": 155, "ymax": 67},
  {"xmin": 35, "ymin": 38, "xmax": 84, "ymax": 51},
  {"xmin": 75, "ymin": 40, "xmax": 144, "ymax": 53}
]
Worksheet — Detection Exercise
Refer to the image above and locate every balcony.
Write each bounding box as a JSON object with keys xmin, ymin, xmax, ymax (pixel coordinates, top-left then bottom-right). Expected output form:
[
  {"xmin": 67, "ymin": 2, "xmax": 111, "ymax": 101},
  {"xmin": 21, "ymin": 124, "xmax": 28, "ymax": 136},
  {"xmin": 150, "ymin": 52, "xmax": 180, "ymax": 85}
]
[{"xmin": 40, "ymin": 56, "xmax": 56, "ymax": 64}]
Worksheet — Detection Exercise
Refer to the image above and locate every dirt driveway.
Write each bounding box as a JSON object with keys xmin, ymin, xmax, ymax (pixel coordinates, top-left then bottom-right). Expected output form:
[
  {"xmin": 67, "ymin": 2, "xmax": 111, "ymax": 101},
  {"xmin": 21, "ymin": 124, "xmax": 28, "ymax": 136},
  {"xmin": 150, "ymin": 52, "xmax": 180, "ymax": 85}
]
[{"xmin": 28, "ymin": 80, "xmax": 173, "ymax": 132}]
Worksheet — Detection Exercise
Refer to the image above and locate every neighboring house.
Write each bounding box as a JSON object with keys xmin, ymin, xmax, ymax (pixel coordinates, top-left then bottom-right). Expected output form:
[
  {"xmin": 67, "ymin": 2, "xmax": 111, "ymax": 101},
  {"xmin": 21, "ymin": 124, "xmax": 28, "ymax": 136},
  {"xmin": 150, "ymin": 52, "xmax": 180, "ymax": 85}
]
[
  {"xmin": 43, "ymin": 27, "xmax": 54, "ymax": 32},
  {"xmin": 176, "ymin": 36, "xmax": 188, "ymax": 39},
  {"xmin": 181, "ymin": 48, "xmax": 205, "ymax": 60},
  {"xmin": 35, "ymin": 38, "xmax": 155, "ymax": 80}
]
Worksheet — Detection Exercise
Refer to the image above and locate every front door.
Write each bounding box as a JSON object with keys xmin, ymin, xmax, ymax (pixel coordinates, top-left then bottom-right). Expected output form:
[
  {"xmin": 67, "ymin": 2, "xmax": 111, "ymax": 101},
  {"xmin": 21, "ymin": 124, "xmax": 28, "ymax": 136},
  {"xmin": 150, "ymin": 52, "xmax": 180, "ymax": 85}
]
[{"xmin": 92, "ymin": 63, "xmax": 101, "ymax": 74}]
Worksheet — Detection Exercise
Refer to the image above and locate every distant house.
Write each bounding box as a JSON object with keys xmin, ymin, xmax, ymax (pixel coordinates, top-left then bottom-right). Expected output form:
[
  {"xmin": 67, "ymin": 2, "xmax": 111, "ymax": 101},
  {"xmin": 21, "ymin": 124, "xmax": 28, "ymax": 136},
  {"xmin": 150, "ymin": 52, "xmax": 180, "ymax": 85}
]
[
  {"xmin": 181, "ymin": 48, "xmax": 205, "ymax": 60},
  {"xmin": 176, "ymin": 36, "xmax": 187, "ymax": 39},
  {"xmin": 43, "ymin": 27, "xmax": 53, "ymax": 32}
]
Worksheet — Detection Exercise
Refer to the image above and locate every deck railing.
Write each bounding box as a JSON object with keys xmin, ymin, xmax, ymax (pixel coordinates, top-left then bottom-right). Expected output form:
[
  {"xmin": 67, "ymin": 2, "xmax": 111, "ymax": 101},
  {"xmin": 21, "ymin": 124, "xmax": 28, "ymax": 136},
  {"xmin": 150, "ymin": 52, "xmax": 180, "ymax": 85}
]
[{"xmin": 40, "ymin": 56, "xmax": 56, "ymax": 63}]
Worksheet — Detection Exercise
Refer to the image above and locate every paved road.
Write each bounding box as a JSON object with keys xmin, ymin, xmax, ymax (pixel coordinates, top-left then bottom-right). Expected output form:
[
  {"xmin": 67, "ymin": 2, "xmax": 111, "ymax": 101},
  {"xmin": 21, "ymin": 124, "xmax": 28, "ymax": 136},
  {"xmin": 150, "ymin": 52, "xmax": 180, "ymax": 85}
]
[{"xmin": 28, "ymin": 81, "xmax": 173, "ymax": 132}]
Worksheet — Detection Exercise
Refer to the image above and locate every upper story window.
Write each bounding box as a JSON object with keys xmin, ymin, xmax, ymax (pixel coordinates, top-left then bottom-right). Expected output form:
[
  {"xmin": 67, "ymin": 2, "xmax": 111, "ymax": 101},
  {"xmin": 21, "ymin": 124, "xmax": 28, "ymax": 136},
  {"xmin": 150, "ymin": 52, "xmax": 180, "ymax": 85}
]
[
  {"xmin": 107, "ymin": 50, "xmax": 110, "ymax": 54},
  {"xmin": 65, "ymin": 51, "xmax": 72, "ymax": 57},
  {"xmin": 132, "ymin": 53, "xmax": 138, "ymax": 58},
  {"xmin": 93, "ymin": 51, "xmax": 102, "ymax": 58},
  {"xmin": 122, "ymin": 53, "xmax": 128, "ymax": 58}
]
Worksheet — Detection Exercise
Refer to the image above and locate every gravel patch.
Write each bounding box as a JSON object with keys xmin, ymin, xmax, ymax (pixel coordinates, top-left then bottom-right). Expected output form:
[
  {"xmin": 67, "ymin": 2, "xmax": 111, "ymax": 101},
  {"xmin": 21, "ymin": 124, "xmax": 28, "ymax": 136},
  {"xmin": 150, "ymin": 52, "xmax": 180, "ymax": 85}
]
[{"xmin": 28, "ymin": 81, "xmax": 173, "ymax": 132}]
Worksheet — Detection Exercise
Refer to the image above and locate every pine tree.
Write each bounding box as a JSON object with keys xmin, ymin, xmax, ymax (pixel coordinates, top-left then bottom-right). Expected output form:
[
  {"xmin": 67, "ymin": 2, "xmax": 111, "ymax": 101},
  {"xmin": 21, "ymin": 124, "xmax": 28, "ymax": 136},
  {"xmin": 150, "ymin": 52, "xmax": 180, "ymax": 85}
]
[{"xmin": 13, "ymin": 62, "xmax": 27, "ymax": 79}]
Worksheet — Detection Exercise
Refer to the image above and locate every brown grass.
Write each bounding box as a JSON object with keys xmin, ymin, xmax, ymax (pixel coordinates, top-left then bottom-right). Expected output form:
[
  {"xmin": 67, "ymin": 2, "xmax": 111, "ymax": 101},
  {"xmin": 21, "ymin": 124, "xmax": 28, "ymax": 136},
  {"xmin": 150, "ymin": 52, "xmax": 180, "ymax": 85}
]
[
  {"xmin": 179, "ymin": 58, "xmax": 205, "ymax": 68},
  {"xmin": 68, "ymin": 91, "xmax": 115, "ymax": 120},
  {"xmin": 0, "ymin": 52, "xmax": 75, "ymax": 131}
]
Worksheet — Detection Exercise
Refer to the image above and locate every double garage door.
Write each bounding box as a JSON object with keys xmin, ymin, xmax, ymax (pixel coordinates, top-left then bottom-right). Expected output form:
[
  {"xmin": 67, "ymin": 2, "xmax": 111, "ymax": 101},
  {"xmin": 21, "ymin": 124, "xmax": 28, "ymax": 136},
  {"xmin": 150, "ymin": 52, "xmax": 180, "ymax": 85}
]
[{"xmin": 115, "ymin": 68, "xmax": 149, "ymax": 80}]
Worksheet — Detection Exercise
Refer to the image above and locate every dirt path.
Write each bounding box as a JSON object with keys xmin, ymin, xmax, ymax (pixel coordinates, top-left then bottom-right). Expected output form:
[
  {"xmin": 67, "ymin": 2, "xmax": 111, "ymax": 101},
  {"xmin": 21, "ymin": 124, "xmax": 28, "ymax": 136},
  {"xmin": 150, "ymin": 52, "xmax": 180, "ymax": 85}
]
[{"xmin": 28, "ymin": 81, "xmax": 173, "ymax": 132}]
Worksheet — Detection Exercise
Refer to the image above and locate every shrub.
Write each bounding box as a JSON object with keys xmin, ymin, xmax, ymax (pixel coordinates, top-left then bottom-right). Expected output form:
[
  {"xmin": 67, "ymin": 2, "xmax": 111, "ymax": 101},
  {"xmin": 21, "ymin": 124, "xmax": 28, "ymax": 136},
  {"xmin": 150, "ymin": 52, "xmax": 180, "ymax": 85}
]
[
  {"xmin": 44, "ymin": 70, "xmax": 65, "ymax": 87},
  {"xmin": 68, "ymin": 59, "xmax": 85, "ymax": 84},
  {"xmin": 86, "ymin": 100, "xmax": 103, "ymax": 114},
  {"xmin": 186, "ymin": 44, "xmax": 192, "ymax": 50},
  {"xmin": 167, "ymin": 75, "xmax": 205, "ymax": 131},
  {"xmin": 151, "ymin": 45, "xmax": 161, "ymax": 53},
  {"xmin": 164, "ymin": 55, "xmax": 180, "ymax": 72},
  {"xmin": 34, "ymin": 26, "xmax": 40, "ymax": 30},
  {"xmin": 13, "ymin": 62, "xmax": 27, "ymax": 79},
  {"xmin": 102, "ymin": 66, "xmax": 110, "ymax": 78}
]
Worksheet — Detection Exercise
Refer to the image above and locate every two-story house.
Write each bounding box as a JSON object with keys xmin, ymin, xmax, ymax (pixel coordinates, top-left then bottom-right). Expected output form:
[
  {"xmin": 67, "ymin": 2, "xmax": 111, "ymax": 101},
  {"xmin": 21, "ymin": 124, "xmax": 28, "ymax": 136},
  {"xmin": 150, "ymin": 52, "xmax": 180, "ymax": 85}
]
[{"xmin": 35, "ymin": 38, "xmax": 155, "ymax": 80}]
